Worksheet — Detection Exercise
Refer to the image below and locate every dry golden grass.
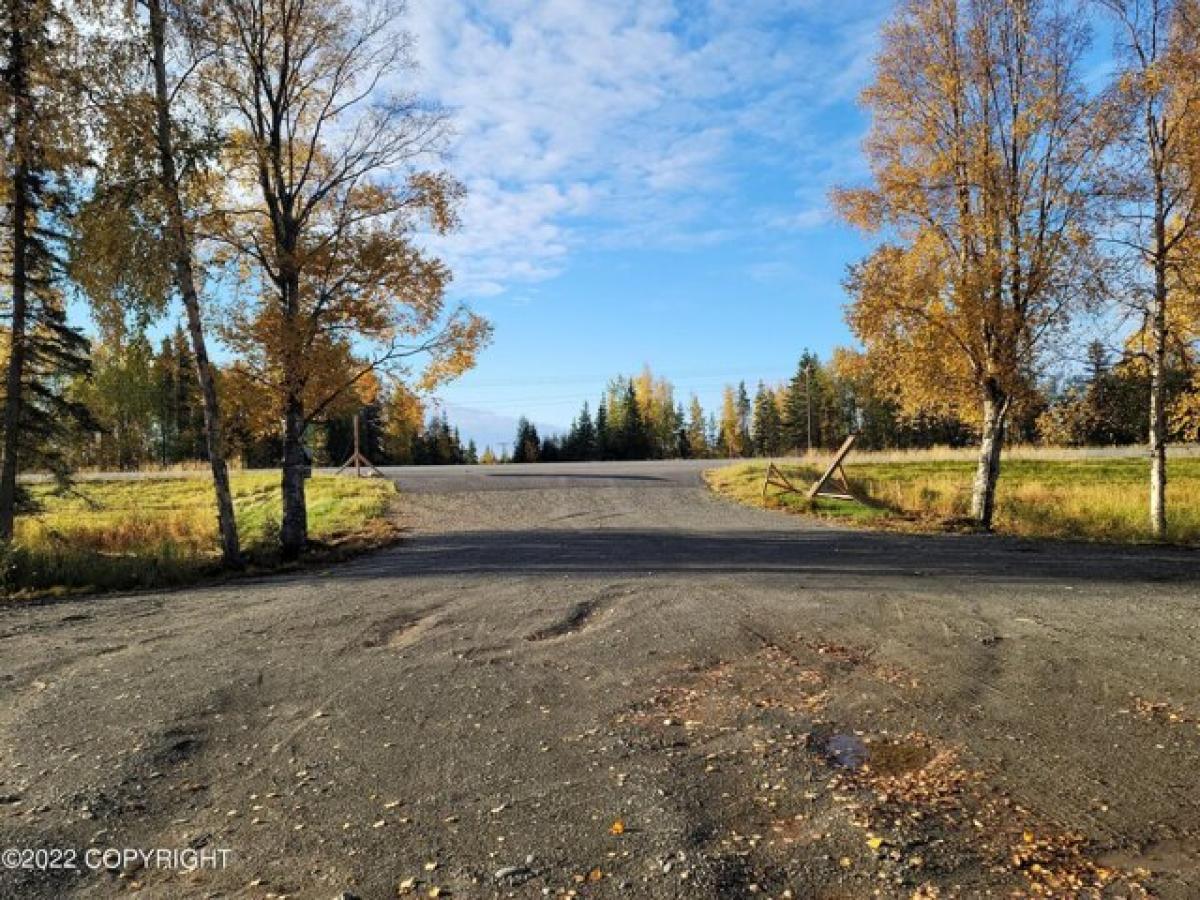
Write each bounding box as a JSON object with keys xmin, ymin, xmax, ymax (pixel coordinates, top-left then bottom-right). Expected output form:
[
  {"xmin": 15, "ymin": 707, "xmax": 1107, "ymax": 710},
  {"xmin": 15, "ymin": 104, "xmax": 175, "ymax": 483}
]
[
  {"xmin": 4, "ymin": 474, "xmax": 398, "ymax": 596},
  {"xmin": 72, "ymin": 458, "xmax": 247, "ymax": 475},
  {"xmin": 766, "ymin": 443, "xmax": 1200, "ymax": 465},
  {"xmin": 706, "ymin": 456, "xmax": 1200, "ymax": 544}
]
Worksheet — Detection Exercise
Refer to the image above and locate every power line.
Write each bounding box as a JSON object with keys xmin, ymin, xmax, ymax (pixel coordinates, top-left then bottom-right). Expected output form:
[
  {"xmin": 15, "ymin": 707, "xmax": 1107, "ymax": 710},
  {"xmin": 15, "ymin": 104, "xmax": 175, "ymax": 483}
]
[{"xmin": 444, "ymin": 364, "xmax": 797, "ymax": 390}]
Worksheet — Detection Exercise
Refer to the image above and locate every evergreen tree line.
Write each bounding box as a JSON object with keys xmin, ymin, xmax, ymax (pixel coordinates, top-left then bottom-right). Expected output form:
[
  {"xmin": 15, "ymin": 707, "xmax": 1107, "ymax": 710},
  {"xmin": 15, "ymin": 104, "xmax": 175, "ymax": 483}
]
[
  {"xmin": 329, "ymin": 408, "xmax": 479, "ymax": 469},
  {"xmin": 502, "ymin": 347, "xmax": 1194, "ymax": 464},
  {"xmin": 68, "ymin": 338, "xmax": 1192, "ymax": 471}
]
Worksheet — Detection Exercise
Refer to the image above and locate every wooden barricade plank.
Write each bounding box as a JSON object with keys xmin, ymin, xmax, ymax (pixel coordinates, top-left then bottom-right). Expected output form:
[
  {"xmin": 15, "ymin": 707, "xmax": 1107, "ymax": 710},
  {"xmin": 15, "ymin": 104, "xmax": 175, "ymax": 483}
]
[
  {"xmin": 807, "ymin": 433, "xmax": 861, "ymax": 501},
  {"xmin": 762, "ymin": 461, "xmax": 802, "ymax": 500}
]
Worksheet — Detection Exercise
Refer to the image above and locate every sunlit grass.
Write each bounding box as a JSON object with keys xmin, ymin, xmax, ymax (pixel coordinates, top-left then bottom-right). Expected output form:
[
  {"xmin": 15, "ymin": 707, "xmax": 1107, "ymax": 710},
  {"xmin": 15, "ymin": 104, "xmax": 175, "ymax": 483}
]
[
  {"xmin": 5, "ymin": 474, "xmax": 398, "ymax": 596},
  {"xmin": 706, "ymin": 457, "xmax": 1200, "ymax": 544},
  {"xmin": 764, "ymin": 444, "xmax": 1200, "ymax": 464}
]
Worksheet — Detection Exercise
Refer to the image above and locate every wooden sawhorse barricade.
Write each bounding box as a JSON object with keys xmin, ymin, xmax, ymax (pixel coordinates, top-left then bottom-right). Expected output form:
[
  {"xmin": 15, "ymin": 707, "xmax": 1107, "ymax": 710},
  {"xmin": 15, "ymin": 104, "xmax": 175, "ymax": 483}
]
[{"xmin": 762, "ymin": 433, "xmax": 861, "ymax": 503}]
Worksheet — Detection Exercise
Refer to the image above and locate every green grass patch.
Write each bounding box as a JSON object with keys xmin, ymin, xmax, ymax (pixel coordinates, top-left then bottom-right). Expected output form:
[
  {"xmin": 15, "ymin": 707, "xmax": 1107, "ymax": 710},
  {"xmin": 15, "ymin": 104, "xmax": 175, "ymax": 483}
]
[
  {"xmin": 4, "ymin": 474, "xmax": 398, "ymax": 597},
  {"xmin": 706, "ymin": 457, "xmax": 1200, "ymax": 544}
]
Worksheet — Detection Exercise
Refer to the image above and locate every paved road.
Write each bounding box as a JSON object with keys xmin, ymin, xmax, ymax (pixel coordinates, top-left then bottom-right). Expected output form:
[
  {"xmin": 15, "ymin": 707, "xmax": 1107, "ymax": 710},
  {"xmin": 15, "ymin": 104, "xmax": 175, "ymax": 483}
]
[
  {"xmin": 17, "ymin": 459, "xmax": 732, "ymax": 491},
  {"xmin": 373, "ymin": 459, "xmax": 721, "ymax": 493},
  {"xmin": 0, "ymin": 463, "xmax": 1198, "ymax": 899}
]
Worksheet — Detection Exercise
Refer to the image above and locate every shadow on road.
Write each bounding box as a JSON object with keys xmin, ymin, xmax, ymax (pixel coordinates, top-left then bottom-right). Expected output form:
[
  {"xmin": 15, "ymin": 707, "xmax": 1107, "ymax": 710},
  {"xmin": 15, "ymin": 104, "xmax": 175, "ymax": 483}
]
[
  {"xmin": 482, "ymin": 472, "xmax": 672, "ymax": 482},
  {"xmin": 346, "ymin": 527, "xmax": 1198, "ymax": 585}
]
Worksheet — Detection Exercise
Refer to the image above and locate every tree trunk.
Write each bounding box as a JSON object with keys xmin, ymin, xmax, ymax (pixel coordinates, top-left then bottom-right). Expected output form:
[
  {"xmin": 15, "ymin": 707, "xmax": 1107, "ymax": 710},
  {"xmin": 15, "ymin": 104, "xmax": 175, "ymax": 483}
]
[
  {"xmin": 276, "ymin": 253, "xmax": 307, "ymax": 558},
  {"xmin": 280, "ymin": 390, "xmax": 308, "ymax": 559},
  {"xmin": 1148, "ymin": 263, "xmax": 1168, "ymax": 540},
  {"xmin": 969, "ymin": 386, "xmax": 1008, "ymax": 530},
  {"xmin": 0, "ymin": 10, "xmax": 30, "ymax": 543},
  {"xmin": 146, "ymin": 0, "xmax": 241, "ymax": 566}
]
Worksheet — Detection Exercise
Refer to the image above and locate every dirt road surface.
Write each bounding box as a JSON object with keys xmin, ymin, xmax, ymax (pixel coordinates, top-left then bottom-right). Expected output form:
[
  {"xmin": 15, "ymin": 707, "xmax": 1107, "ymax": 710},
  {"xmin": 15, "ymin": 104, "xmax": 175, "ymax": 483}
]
[{"xmin": 1, "ymin": 462, "xmax": 1198, "ymax": 899}]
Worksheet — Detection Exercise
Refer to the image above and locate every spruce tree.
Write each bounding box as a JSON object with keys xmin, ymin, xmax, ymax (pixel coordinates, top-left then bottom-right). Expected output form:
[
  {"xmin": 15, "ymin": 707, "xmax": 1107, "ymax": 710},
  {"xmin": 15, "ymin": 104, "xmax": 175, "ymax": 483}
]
[
  {"xmin": 513, "ymin": 417, "xmax": 540, "ymax": 463},
  {"xmin": 619, "ymin": 381, "xmax": 650, "ymax": 460},
  {"xmin": 752, "ymin": 382, "xmax": 783, "ymax": 457},
  {"xmin": 783, "ymin": 351, "xmax": 819, "ymax": 453},
  {"xmin": 363, "ymin": 402, "xmax": 384, "ymax": 462},
  {"xmin": 574, "ymin": 401, "xmax": 596, "ymax": 460},
  {"xmin": 152, "ymin": 334, "xmax": 178, "ymax": 463},
  {"xmin": 656, "ymin": 399, "xmax": 680, "ymax": 459},
  {"xmin": 0, "ymin": 0, "xmax": 94, "ymax": 533},
  {"xmin": 436, "ymin": 414, "xmax": 456, "ymax": 464},
  {"xmin": 170, "ymin": 324, "xmax": 204, "ymax": 459},
  {"xmin": 672, "ymin": 402, "xmax": 687, "ymax": 459},
  {"xmin": 736, "ymin": 381, "xmax": 752, "ymax": 453},
  {"xmin": 595, "ymin": 400, "xmax": 610, "ymax": 460}
]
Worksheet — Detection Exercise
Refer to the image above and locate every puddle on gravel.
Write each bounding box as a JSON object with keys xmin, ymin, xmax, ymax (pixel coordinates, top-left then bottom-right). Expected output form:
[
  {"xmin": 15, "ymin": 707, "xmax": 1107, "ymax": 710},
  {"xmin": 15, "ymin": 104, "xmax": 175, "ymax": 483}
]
[
  {"xmin": 820, "ymin": 732, "xmax": 869, "ymax": 769},
  {"xmin": 813, "ymin": 729, "xmax": 934, "ymax": 776}
]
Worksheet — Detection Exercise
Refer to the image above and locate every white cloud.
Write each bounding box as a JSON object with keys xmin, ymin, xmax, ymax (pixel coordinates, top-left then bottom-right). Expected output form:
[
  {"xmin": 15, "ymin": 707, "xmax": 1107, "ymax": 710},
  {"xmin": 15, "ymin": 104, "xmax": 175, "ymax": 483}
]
[
  {"xmin": 404, "ymin": 0, "xmax": 889, "ymax": 299},
  {"xmin": 747, "ymin": 260, "xmax": 795, "ymax": 283},
  {"xmin": 768, "ymin": 206, "xmax": 832, "ymax": 232}
]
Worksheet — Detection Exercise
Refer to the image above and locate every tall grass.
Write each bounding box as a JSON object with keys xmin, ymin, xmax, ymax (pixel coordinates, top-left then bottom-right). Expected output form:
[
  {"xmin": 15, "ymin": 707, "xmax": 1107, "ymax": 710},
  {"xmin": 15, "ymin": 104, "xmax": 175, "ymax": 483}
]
[
  {"xmin": 4, "ymin": 474, "xmax": 397, "ymax": 596},
  {"xmin": 706, "ymin": 457, "xmax": 1200, "ymax": 544},
  {"xmin": 763, "ymin": 443, "xmax": 1200, "ymax": 465}
]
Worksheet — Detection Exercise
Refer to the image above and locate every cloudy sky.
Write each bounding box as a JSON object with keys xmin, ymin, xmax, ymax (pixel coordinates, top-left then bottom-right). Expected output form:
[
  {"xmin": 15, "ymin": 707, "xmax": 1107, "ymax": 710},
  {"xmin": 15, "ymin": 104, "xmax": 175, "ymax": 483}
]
[{"xmin": 402, "ymin": 0, "xmax": 893, "ymax": 446}]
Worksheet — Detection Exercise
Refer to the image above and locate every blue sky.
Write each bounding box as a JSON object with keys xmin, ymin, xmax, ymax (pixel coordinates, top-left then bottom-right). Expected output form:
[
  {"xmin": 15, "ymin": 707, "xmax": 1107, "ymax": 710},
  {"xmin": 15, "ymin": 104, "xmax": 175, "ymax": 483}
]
[
  {"xmin": 405, "ymin": 0, "xmax": 895, "ymax": 446},
  {"xmin": 69, "ymin": 1, "xmax": 1125, "ymax": 453}
]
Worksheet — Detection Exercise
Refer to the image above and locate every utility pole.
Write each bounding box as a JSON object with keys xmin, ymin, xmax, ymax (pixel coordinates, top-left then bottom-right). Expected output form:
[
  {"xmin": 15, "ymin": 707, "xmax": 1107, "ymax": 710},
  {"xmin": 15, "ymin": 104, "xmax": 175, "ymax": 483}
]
[
  {"xmin": 337, "ymin": 408, "xmax": 383, "ymax": 477},
  {"xmin": 353, "ymin": 414, "xmax": 361, "ymax": 477},
  {"xmin": 805, "ymin": 361, "xmax": 813, "ymax": 457}
]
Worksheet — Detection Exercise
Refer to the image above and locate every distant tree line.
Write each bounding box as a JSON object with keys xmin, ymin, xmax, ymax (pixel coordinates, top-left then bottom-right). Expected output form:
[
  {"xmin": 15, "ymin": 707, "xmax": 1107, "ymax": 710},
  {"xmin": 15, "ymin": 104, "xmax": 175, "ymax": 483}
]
[
  {"xmin": 502, "ymin": 345, "xmax": 1197, "ymax": 465},
  {"xmin": 63, "ymin": 345, "xmax": 480, "ymax": 470},
  {"xmin": 507, "ymin": 353, "xmax": 969, "ymax": 463},
  {"xmin": 67, "ymin": 334, "xmax": 1195, "ymax": 472},
  {"xmin": 331, "ymin": 400, "xmax": 480, "ymax": 468}
]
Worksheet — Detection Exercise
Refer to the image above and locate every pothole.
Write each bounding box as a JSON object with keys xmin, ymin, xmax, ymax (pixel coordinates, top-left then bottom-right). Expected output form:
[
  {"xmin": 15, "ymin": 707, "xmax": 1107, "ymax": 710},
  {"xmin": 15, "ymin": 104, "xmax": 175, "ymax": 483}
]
[
  {"xmin": 811, "ymin": 728, "xmax": 935, "ymax": 776},
  {"xmin": 526, "ymin": 598, "xmax": 602, "ymax": 641}
]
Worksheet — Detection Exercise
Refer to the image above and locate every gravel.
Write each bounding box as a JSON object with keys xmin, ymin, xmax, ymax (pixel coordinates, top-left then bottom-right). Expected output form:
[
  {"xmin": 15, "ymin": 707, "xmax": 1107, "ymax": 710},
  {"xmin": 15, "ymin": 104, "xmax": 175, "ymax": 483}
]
[{"xmin": 0, "ymin": 467, "xmax": 1197, "ymax": 898}]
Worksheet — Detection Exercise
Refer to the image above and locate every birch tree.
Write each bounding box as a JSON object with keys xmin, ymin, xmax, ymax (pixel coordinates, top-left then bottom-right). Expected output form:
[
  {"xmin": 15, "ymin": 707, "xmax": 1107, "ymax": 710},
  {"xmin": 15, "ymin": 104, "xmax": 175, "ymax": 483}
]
[
  {"xmin": 206, "ymin": 0, "xmax": 489, "ymax": 558},
  {"xmin": 1094, "ymin": 0, "xmax": 1200, "ymax": 538},
  {"xmin": 143, "ymin": 0, "xmax": 242, "ymax": 563},
  {"xmin": 74, "ymin": 0, "xmax": 243, "ymax": 564},
  {"xmin": 835, "ymin": 0, "xmax": 1102, "ymax": 529}
]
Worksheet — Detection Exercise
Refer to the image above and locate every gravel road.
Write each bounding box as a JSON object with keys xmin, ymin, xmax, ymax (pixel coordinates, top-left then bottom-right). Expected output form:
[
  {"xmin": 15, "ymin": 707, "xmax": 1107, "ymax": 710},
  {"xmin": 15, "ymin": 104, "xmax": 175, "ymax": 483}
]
[{"xmin": 0, "ymin": 463, "xmax": 1197, "ymax": 899}]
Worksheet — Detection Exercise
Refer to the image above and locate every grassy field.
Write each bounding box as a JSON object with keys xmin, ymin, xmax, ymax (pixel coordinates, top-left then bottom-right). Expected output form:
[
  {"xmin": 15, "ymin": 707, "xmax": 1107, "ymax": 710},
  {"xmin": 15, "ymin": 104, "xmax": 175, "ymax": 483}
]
[
  {"xmin": 756, "ymin": 443, "xmax": 1200, "ymax": 463},
  {"xmin": 706, "ymin": 457, "xmax": 1200, "ymax": 544},
  {"xmin": 5, "ymin": 474, "xmax": 398, "ymax": 596}
]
